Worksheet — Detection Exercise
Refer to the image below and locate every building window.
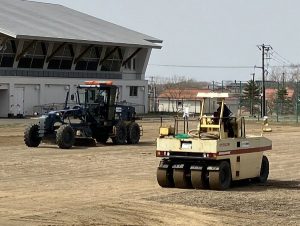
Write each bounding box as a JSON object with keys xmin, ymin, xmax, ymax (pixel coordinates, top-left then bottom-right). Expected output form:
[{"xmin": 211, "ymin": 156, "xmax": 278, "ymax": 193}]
[
  {"xmin": 101, "ymin": 47, "xmax": 124, "ymax": 72},
  {"xmin": 132, "ymin": 57, "xmax": 136, "ymax": 70},
  {"xmin": 75, "ymin": 46, "xmax": 102, "ymax": 71},
  {"xmin": 125, "ymin": 58, "xmax": 131, "ymax": 70},
  {"xmin": 18, "ymin": 41, "xmax": 48, "ymax": 69},
  {"xmin": 48, "ymin": 43, "xmax": 74, "ymax": 70},
  {"xmin": 0, "ymin": 40, "xmax": 16, "ymax": 68},
  {"xmin": 129, "ymin": 86, "xmax": 138, "ymax": 97},
  {"xmin": 124, "ymin": 57, "xmax": 136, "ymax": 71}
]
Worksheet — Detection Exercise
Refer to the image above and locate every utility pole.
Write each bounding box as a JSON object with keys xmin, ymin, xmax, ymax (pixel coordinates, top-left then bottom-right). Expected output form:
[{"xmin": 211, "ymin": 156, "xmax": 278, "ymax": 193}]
[
  {"xmin": 257, "ymin": 44, "xmax": 272, "ymax": 117},
  {"xmin": 251, "ymin": 73, "xmax": 255, "ymax": 116},
  {"xmin": 282, "ymin": 72, "xmax": 285, "ymax": 115},
  {"xmin": 148, "ymin": 76, "xmax": 156, "ymax": 112}
]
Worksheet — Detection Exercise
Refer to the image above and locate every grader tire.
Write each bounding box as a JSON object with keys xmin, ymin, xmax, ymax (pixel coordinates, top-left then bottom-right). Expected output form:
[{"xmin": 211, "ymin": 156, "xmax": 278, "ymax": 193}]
[
  {"xmin": 254, "ymin": 155, "xmax": 269, "ymax": 183},
  {"xmin": 157, "ymin": 167, "xmax": 174, "ymax": 188},
  {"xmin": 209, "ymin": 161, "xmax": 232, "ymax": 190},
  {"xmin": 191, "ymin": 168, "xmax": 209, "ymax": 189},
  {"xmin": 127, "ymin": 122, "xmax": 140, "ymax": 144},
  {"xmin": 24, "ymin": 124, "xmax": 42, "ymax": 147},
  {"xmin": 112, "ymin": 122, "xmax": 127, "ymax": 145},
  {"xmin": 173, "ymin": 167, "xmax": 192, "ymax": 189},
  {"xmin": 56, "ymin": 125, "xmax": 75, "ymax": 149}
]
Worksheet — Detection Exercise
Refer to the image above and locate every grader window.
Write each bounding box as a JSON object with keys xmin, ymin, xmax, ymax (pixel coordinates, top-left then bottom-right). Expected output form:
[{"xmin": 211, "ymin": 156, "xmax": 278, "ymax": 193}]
[
  {"xmin": 95, "ymin": 90, "xmax": 108, "ymax": 105},
  {"xmin": 77, "ymin": 90, "xmax": 85, "ymax": 105},
  {"xmin": 86, "ymin": 90, "xmax": 96, "ymax": 103}
]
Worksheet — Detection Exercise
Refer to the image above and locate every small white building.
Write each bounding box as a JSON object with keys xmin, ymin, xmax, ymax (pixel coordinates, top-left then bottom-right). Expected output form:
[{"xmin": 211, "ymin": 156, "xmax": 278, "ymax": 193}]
[
  {"xmin": 157, "ymin": 89, "xmax": 208, "ymax": 114},
  {"xmin": 0, "ymin": 0, "xmax": 162, "ymax": 117},
  {"xmin": 158, "ymin": 88, "xmax": 239, "ymax": 115}
]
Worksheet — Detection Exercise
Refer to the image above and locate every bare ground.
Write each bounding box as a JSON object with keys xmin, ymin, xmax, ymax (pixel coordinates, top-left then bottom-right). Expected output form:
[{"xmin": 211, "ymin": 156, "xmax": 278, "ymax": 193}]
[{"xmin": 0, "ymin": 118, "xmax": 299, "ymax": 225}]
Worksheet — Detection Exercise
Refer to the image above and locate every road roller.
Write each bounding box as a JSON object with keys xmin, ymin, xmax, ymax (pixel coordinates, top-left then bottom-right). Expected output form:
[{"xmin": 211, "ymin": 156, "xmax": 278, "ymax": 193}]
[{"xmin": 156, "ymin": 93, "xmax": 272, "ymax": 190}]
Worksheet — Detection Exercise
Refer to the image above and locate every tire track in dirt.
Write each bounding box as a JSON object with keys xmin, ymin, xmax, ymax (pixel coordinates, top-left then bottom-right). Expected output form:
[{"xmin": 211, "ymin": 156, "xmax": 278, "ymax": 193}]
[{"xmin": 0, "ymin": 120, "xmax": 299, "ymax": 225}]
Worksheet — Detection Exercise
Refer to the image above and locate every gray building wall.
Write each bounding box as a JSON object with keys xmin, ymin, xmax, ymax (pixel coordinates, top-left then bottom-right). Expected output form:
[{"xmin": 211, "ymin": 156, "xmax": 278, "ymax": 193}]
[
  {"xmin": 0, "ymin": 76, "xmax": 148, "ymax": 117},
  {"xmin": 0, "ymin": 38, "xmax": 153, "ymax": 117}
]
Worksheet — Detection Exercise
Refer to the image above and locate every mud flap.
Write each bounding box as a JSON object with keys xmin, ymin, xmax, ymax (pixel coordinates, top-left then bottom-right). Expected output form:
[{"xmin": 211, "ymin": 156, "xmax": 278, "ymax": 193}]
[
  {"xmin": 172, "ymin": 164, "xmax": 185, "ymax": 169},
  {"xmin": 158, "ymin": 163, "xmax": 171, "ymax": 169},
  {"xmin": 207, "ymin": 166, "xmax": 220, "ymax": 171},
  {"xmin": 190, "ymin": 165, "xmax": 203, "ymax": 171}
]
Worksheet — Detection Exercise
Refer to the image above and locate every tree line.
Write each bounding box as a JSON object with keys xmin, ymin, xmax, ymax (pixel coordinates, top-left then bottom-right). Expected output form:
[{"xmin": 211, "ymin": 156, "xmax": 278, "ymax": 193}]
[{"xmin": 150, "ymin": 65, "xmax": 300, "ymax": 115}]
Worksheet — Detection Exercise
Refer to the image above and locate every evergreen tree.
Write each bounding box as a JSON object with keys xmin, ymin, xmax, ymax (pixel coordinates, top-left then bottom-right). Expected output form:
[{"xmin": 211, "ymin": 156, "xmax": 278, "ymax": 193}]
[
  {"xmin": 276, "ymin": 87, "xmax": 293, "ymax": 114},
  {"xmin": 242, "ymin": 80, "xmax": 261, "ymax": 116}
]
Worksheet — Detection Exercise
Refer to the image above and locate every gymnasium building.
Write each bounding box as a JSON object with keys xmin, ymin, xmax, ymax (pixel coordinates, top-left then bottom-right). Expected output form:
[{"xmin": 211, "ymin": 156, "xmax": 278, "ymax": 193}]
[{"xmin": 0, "ymin": 0, "xmax": 162, "ymax": 117}]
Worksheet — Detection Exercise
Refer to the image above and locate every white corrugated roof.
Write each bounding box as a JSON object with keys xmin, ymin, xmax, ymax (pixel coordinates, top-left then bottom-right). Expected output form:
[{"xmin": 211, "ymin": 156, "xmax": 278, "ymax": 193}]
[
  {"xmin": 196, "ymin": 93, "xmax": 229, "ymax": 98},
  {"xmin": 0, "ymin": 0, "xmax": 162, "ymax": 48}
]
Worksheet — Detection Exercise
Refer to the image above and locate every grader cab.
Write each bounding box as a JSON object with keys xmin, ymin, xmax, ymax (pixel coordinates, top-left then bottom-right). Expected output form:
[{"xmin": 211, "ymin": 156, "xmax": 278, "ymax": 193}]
[{"xmin": 156, "ymin": 92, "xmax": 272, "ymax": 190}]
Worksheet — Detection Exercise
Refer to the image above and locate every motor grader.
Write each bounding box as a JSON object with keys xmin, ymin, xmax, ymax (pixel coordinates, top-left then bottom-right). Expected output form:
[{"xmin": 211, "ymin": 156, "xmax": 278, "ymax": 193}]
[
  {"xmin": 156, "ymin": 93, "xmax": 272, "ymax": 190},
  {"xmin": 24, "ymin": 81, "xmax": 141, "ymax": 149}
]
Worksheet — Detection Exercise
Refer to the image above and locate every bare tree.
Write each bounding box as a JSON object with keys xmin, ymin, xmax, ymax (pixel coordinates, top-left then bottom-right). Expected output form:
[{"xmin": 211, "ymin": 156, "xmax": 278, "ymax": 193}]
[
  {"xmin": 289, "ymin": 64, "xmax": 300, "ymax": 82},
  {"xmin": 148, "ymin": 75, "xmax": 210, "ymax": 112},
  {"xmin": 269, "ymin": 67, "xmax": 288, "ymax": 82},
  {"xmin": 154, "ymin": 75, "xmax": 207, "ymax": 112},
  {"xmin": 161, "ymin": 75, "xmax": 187, "ymax": 112}
]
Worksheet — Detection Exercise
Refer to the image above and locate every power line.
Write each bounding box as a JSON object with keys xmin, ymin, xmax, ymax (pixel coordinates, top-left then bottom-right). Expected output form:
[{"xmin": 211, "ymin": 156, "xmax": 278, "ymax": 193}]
[
  {"xmin": 268, "ymin": 53, "xmax": 289, "ymax": 65},
  {"xmin": 149, "ymin": 64, "xmax": 255, "ymax": 69},
  {"xmin": 149, "ymin": 63, "xmax": 299, "ymax": 69},
  {"xmin": 272, "ymin": 54, "xmax": 289, "ymax": 65},
  {"xmin": 272, "ymin": 50, "xmax": 292, "ymax": 64},
  {"xmin": 148, "ymin": 47, "xmax": 295, "ymax": 74},
  {"xmin": 270, "ymin": 56, "xmax": 287, "ymax": 65}
]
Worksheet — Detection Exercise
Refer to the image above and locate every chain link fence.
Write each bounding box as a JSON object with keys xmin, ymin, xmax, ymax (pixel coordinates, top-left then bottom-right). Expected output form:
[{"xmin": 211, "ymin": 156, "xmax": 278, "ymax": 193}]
[
  {"xmin": 33, "ymin": 101, "xmax": 146, "ymax": 116},
  {"xmin": 148, "ymin": 80, "xmax": 300, "ymax": 123}
]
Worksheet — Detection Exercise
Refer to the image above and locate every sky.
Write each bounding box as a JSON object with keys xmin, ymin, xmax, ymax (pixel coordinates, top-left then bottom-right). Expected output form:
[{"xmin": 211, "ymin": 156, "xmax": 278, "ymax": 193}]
[{"xmin": 36, "ymin": 0, "xmax": 300, "ymax": 82}]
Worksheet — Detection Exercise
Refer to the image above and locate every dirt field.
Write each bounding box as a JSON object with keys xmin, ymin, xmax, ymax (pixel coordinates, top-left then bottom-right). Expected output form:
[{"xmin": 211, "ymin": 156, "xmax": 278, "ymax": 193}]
[{"xmin": 0, "ymin": 118, "xmax": 299, "ymax": 225}]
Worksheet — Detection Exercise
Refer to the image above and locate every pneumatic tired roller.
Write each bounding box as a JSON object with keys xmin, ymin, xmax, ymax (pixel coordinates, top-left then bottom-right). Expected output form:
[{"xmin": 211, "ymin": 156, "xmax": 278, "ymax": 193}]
[{"xmin": 156, "ymin": 92, "xmax": 272, "ymax": 190}]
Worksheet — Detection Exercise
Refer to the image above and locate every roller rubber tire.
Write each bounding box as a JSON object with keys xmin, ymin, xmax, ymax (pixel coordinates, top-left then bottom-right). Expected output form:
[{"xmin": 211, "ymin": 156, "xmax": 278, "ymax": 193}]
[
  {"xmin": 209, "ymin": 161, "xmax": 232, "ymax": 190},
  {"xmin": 157, "ymin": 167, "xmax": 174, "ymax": 188},
  {"xmin": 191, "ymin": 168, "xmax": 209, "ymax": 189},
  {"xmin": 254, "ymin": 155, "xmax": 269, "ymax": 183},
  {"xmin": 173, "ymin": 167, "xmax": 192, "ymax": 189}
]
